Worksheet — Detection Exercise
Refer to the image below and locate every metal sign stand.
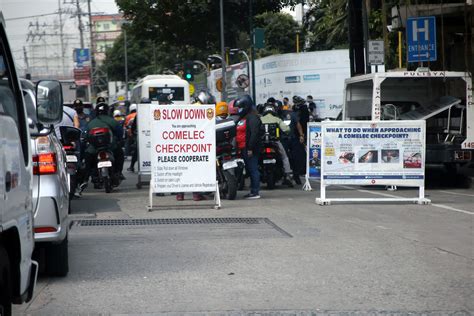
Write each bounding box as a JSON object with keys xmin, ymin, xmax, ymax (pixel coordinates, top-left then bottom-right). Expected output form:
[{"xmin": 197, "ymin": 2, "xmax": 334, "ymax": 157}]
[{"xmin": 148, "ymin": 181, "xmax": 221, "ymax": 211}]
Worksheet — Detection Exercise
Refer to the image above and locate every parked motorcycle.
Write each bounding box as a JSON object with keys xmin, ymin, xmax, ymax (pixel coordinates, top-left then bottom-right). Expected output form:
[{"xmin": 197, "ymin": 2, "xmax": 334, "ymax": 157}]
[
  {"xmin": 88, "ymin": 127, "xmax": 121, "ymax": 193},
  {"xmin": 59, "ymin": 126, "xmax": 82, "ymax": 200},
  {"xmin": 216, "ymin": 119, "xmax": 245, "ymax": 200},
  {"xmin": 259, "ymin": 123, "xmax": 284, "ymax": 189}
]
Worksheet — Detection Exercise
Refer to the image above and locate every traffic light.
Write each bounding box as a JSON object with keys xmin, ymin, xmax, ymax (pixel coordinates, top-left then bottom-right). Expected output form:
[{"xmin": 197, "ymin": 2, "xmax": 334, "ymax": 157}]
[{"xmin": 183, "ymin": 61, "xmax": 194, "ymax": 82}]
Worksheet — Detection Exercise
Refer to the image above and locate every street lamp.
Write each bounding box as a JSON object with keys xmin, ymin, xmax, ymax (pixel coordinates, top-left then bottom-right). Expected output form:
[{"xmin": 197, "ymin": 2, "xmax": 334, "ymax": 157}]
[{"xmin": 121, "ymin": 20, "xmax": 131, "ymax": 101}]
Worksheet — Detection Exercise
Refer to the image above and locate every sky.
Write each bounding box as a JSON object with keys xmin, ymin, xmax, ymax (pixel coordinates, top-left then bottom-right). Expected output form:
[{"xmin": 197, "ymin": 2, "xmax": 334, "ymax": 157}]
[{"xmin": 1, "ymin": 0, "xmax": 119, "ymax": 73}]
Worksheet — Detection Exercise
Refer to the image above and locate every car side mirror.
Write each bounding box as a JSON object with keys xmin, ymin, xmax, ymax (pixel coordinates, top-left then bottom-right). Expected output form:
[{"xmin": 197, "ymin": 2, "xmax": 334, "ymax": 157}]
[
  {"xmin": 36, "ymin": 80, "xmax": 63, "ymax": 125},
  {"xmin": 59, "ymin": 126, "xmax": 81, "ymax": 143}
]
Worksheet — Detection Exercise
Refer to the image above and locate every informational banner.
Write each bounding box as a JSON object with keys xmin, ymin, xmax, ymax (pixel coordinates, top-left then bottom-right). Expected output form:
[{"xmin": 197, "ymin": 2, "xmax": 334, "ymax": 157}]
[
  {"xmin": 150, "ymin": 105, "xmax": 216, "ymax": 193},
  {"xmin": 137, "ymin": 103, "xmax": 152, "ymax": 173},
  {"xmin": 320, "ymin": 120, "xmax": 426, "ymax": 187},
  {"xmin": 307, "ymin": 123, "xmax": 321, "ymax": 179}
]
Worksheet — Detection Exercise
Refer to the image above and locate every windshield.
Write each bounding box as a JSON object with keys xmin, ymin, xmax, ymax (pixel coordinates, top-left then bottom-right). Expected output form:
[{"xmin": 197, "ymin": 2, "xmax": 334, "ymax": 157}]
[{"xmin": 148, "ymin": 87, "xmax": 185, "ymax": 102}]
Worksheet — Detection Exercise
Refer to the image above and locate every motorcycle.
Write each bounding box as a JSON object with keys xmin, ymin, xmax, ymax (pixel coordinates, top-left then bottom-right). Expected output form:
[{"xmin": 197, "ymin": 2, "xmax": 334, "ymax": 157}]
[
  {"xmin": 216, "ymin": 119, "xmax": 245, "ymax": 200},
  {"xmin": 88, "ymin": 127, "xmax": 121, "ymax": 193},
  {"xmin": 259, "ymin": 123, "xmax": 284, "ymax": 189},
  {"xmin": 59, "ymin": 126, "xmax": 82, "ymax": 200}
]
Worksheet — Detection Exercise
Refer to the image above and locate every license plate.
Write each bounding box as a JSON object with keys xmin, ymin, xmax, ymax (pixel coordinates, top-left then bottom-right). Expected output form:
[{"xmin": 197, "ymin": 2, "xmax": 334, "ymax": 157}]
[
  {"xmin": 66, "ymin": 155, "xmax": 78, "ymax": 163},
  {"xmin": 97, "ymin": 161, "xmax": 112, "ymax": 168},
  {"xmin": 223, "ymin": 160, "xmax": 238, "ymax": 170},
  {"xmin": 263, "ymin": 159, "xmax": 276, "ymax": 164},
  {"xmin": 454, "ymin": 151, "xmax": 472, "ymax": 161}
]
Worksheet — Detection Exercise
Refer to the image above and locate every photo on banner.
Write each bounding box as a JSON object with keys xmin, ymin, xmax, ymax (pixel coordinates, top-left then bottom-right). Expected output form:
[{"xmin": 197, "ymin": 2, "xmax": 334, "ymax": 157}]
[{"xmin": 307, "ymin": 123, "xmax": 322, "ymax": 179}]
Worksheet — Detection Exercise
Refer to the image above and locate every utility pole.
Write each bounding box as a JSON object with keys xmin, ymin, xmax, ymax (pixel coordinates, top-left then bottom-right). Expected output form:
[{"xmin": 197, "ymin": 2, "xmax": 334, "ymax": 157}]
[
  {"xmin": 219, "ymin": 0, "xmax": 226, "ymax": 101},
  {"xmin": 249, "ymin": 0, "xmax": 256, "ymax": 101},
  {"xmin": 57, "ymin": 0, "xmax": 66, "ymax": 78},
  {"xmin": 124, "ymin": 28, "xmax": 129, "ymax": 101},
  {"xmin": 87, "ymin": 0, "xmax": 94, "ymax": 98},
  {"xmin": 23, "ymin": 46, "xmax": 29, "ymax": 76},
  {"xmin": 76, "ymin": 0, "xmax": 84, "ymax": 49}
]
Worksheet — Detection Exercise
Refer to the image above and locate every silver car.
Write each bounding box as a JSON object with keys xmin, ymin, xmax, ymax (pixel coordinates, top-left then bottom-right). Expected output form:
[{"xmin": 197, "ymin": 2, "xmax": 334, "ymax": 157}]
[{"xmin": 22, "ymin": 79, "xmax": 70, "ymax": 277}]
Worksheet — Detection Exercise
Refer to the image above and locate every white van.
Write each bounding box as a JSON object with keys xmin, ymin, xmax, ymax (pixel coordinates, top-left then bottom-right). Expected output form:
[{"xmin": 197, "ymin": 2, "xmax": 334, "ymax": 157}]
[
  {"xmin": 130, "ymin": 75, "xmax": 191, "ymax": 187},
  {"xmin": 130, "ymin": 74, "xmax": 191, "ymax": 105}
]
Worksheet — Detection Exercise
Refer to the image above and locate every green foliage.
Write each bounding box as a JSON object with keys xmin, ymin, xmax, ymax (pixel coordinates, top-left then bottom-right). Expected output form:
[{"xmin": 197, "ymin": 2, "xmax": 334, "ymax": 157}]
[
  {"xmin": 303, "ymin": 0, "xmax": 349, "ymax": 50},
  {"xmin": 254, "ymin": 11, "xmax": 302, "ymax": 56}
]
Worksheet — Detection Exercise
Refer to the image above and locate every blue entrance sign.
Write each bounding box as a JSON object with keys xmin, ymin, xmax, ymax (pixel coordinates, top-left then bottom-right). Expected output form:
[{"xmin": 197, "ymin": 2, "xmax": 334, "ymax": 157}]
[
  {"xmin": 74, "ymin": 48, "xmax": 90, "ymax": 65},
  {"xmin": 407, "ymin": 16, "xmax": 437, "ymax": 62}
]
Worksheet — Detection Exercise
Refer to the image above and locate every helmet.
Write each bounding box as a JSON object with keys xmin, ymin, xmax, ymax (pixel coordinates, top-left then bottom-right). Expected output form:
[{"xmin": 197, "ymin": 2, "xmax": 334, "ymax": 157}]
[
  {"xmin": 234, "ymin": 94, "xmax": 254, "ymax": 117},
  {"xmin": 228, "ymin": 99, "xmax": 238, "ymax": 115},
  {"xmin": 215, "ymin": 102, "xmax": 228, "ymax": 117},
  {"xmin": 196, "ymin": 90, "xmax": 216, "ymax": 104},
  {"xmin": 129, "ymin": 104, "xmax": 137, "ymax": 113},
  {"xmin": 73, "ymin": 99, "xmax": 83, "ymax": 107},
  {"xmin": 113, "ymin": 110, "xmax": 122, "ymax": 117},
  {"xmin": 96, "ymin": 102, "xmax": 109, "ymax": 116},
  {"xmin": 262, "ymin": 104, "xmax": 277, "ymax": 117},
  {"xmin": 292, "ymin": 95, "xmax": 305, "ymax": 105},
  {"xmin": 96, "ymin": 96, "xmax": 106, "ymax": 105},
  {"xmin": 266, "ymin": 97, "xmax": 276, "ymax": 105}
]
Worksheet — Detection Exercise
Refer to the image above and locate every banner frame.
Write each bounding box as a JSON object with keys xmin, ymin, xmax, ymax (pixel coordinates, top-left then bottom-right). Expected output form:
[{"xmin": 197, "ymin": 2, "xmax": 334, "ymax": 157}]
[{"xmin": 316, "ymin": 120, "xmax": 431, "ymax": 205}]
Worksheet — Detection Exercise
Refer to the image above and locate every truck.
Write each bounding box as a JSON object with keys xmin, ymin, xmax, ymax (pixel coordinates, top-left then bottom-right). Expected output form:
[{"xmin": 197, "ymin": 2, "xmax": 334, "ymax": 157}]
[
  {"xmin": 0, "ymin": 12, "xmax": 63, "ymax": 315},
  {"xmin": 342, "ymin": 69, "xmax": 473, "ymax": 176}
]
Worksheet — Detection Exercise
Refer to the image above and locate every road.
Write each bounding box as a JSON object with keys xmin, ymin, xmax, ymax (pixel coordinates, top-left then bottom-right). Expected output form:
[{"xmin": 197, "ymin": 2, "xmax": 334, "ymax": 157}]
[{"xmin": 14, "ymin": 167, "xmax": 474, "ymax": 315}]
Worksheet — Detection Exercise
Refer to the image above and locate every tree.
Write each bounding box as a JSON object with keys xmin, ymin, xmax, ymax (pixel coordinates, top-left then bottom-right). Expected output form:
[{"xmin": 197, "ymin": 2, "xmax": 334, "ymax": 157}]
[
  {"xmin": 254, "ymin": 11, "xmax": 302, "ymax": 57},
  {"xmin": 303, "ymin": 0, "xmax": 349, "ymax": 51},
  {"xmin": 115, "ymin": 0, "xmax": 300, "ymax": 64}
]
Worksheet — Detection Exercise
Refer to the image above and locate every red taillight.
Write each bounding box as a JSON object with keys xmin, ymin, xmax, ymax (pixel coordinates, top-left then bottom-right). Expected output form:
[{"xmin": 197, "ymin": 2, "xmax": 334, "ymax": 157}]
[
  {"xmin": 63, "ymin": 145, "xmax": 74, "ymax": 150},
  {"xmin": 265, "ymin": 148, "xmax": 273, "ymax": 154},
  {"xmin": 33, "ymin": 153, "xmax": 57, "ymax": 175},
  {"xmin": 34, "ymin": 226, "xmax": 57, "ymax": 233},
  {"xmin": 98, "ymin": 151, "xmax": 109, "ymax": 160}
]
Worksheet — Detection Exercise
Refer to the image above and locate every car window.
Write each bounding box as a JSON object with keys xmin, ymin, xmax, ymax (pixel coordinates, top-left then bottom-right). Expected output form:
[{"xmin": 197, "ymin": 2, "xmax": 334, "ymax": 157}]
[{"xmin": 0, "ymin": 26, "xmax": 29, "ymax": 164}]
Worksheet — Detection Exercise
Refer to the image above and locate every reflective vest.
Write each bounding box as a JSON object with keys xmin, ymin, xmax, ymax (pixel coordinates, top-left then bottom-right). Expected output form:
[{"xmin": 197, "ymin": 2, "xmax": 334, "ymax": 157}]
[{"xmin": 236, "ymin": 118, "xmax": 247, "ymax": 150}]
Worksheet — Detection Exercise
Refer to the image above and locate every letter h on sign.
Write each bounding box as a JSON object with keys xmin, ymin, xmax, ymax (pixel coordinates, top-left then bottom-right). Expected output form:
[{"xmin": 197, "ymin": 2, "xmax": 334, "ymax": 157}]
[{"xmin": 406, "ymin": 16, "xmax": 437, "ymax": 63}]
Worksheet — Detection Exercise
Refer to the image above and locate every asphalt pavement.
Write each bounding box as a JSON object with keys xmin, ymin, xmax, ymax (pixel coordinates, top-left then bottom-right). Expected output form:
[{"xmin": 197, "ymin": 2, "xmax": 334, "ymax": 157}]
[{"xmin": 14, "ymin": 166, "xmax": 474, "ymax": 315}]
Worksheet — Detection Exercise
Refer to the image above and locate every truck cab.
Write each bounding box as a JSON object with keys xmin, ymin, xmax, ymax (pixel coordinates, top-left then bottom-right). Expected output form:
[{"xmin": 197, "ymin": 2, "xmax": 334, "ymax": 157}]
[
  {"xmin": 342, "ymin": 69, "xmax": 473, "ymax": 171},
  {"xmin": 0, "ymin": 12, "xmax": 63, "ymax": 315}
]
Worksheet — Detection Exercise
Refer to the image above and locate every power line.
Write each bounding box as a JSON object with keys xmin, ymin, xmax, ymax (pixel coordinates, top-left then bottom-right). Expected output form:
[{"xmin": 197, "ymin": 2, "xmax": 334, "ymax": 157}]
[{"xmin": 5, "ymin": 12, "xmax": 58, "ymax": 21}]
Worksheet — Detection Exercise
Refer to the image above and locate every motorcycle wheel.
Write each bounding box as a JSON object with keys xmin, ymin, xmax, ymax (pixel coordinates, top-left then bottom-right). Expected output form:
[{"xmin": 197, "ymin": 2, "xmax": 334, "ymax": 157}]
[
  {"xmin": 104, "ymin": 177, "xmax": 112, "ymax": 193},
  {"xmin": 224, "ymin": 171, "xmax": 238, "ymax": 200},
  {"xmin": 266, "ymin": 170, "xmax": 276, "ymax": 190}
]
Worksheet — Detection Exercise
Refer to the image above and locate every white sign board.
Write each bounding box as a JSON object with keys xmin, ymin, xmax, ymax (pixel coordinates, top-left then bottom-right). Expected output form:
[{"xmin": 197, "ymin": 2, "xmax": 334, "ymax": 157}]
[
  {"xmin": 368, "ymin": 40, "xmax": 385, "ymax": 65},
  {"xmin": 137, "ymin": 103, "xmax": 152, "ymax": 173},
  {"xmin": 150, "ymin": 105, "xmax": 216, "ymax": 193},
  {"xmin": 254, "ymin": 50, "xmax": 350, "ymax": 119},
  {"xmin": 321, "ymin": 120, "xmax": 426, "ymax": 187}
]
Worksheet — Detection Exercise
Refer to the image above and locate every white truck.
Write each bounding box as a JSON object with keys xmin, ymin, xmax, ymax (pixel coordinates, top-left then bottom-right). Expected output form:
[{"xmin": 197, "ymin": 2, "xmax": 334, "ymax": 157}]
[
  {"xmin": 342, "ymin": 69, "xmax": 473, "ymax": 174},
  {"xmin": 0, "ymin": 13, "xmax": 63, "ymax": 315}
]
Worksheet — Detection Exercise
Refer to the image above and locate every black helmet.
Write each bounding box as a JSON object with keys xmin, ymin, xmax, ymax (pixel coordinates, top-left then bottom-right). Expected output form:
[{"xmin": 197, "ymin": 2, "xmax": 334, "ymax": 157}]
[
  {"xmin": 262, "ymin": 104, "xmax": 277, "ymax": 116},
  {"xmin": 266, "ymin": 97, "xmax": 276, "ymax": 105},
  {"xmin": 292, "ymin": 95, "xmax": 305, "ymax": 105},
  {"xmin": 96, "ymin": 96, "xmax": 106, "ymax": 104},
  {"xmin": 234, "ymin": 94, "xmax": 254, "ymax": 117},
  {"xmin": 95, "ymin": 102, "xmax": 109, "ymax": 116},
  {"xmin": 73, "ymin": 99, "xmax": 83, "ymax": 107},
  {"xmin": 196, "ymin": 90, "xmax": 216, "ymax": 104}
]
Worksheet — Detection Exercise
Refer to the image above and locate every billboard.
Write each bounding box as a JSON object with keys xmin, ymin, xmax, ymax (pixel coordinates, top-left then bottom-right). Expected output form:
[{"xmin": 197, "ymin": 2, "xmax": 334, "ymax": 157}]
[
  {"xmin": 320, "ymin": 120, "xmax": 426, "ymax": 187},
  {"xmin": 150, "ymin": 105, "xmax": 216, "ymax": 193}
]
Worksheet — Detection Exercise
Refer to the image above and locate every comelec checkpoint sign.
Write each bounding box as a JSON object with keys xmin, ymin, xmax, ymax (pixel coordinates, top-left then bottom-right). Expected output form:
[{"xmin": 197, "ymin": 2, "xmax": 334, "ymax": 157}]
[
  {"xmin": 150, "ymin": 105, "xmax": 216, "ymax": 194},
  {"xmin": 317, "ymin": 120, "xmax": 430, "ymax": 205}
]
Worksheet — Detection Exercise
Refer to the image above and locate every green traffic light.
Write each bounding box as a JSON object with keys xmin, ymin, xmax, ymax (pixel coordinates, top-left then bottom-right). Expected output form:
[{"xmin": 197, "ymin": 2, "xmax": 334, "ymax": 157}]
[{"xmin": 185, "ymin": 73, "xmax": 192, "ymax": 79}]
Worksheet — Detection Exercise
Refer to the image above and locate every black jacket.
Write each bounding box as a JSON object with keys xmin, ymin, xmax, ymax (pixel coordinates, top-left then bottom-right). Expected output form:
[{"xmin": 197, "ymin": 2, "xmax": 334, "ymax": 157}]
[{"xmin": 244, "ymin": 113, "xmax": 262, "ymax": 152}]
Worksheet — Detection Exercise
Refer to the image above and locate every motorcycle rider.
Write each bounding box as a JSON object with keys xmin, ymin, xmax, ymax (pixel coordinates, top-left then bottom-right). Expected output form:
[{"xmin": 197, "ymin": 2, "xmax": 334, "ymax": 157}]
[
  {"xmin": 125, "ymin": 104, "xmax": 138, "ymax": 172},
  {"xmin": 84, "ymin": 98, "xmax": 125, "ymax": 185},
  {"xmin": 260, "ymin": 101, "xmax": 293, "ymax": 186},
  {"xmin": 235, "ymin": 95, "xmax": 262, "ymax": 199}
]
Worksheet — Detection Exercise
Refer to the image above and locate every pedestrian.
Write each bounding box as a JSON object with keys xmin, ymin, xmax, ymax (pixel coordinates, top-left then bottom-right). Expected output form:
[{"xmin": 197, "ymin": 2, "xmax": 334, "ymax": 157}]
[
  {"xmin": 126, "ymin": 104, "xmax": 138, "ymax": 172},
  {"xmin": 235, "ymin": 95, "xmax": 262, "ymax": 199},
  {"xmin": 306, "ymin": 95, "xmax": 317, "ymax": 120},
  {"xmin": 282, "ymin": 97, "xmax": 290, "ymax": 111},
  {"xmin": 288, "ymin": 95, "xmax": 308, "ymax": 184}
]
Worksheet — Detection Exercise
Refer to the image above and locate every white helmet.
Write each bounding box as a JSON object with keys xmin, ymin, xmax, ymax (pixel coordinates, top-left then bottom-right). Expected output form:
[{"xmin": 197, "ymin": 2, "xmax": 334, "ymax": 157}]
[
  {"xmin": 129, "ymin": 104, "xmax": 137, "ymax": 112},
  {"xmin": 113, "ymin": 109, "xmax": 122, "ymax": 117}
]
